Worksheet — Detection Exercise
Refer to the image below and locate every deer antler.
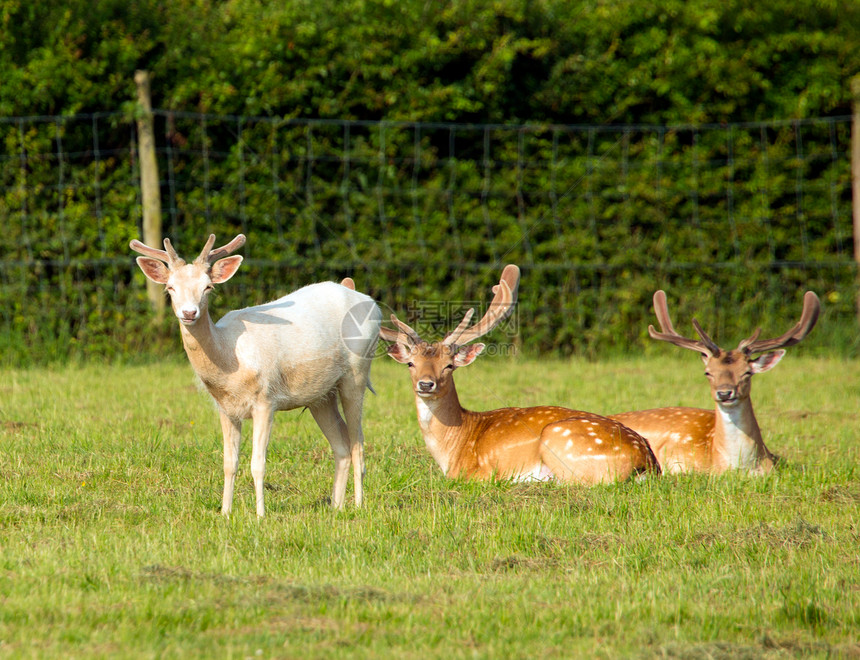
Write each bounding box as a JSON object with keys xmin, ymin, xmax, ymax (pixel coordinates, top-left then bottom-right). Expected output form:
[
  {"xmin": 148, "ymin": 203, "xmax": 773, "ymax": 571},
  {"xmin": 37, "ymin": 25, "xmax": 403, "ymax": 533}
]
[
  {"xmin": 132, "ymin": 234, "xmax": 246, "ymax": 268},
  {"xmin": 739, "ymin": 291, "xmax": 820, "ymax": 354},
  {"xmin": 195, "ymin": 234, "xmax": 246, "ymax": 264},
  {"xmin": 379, "ymin": 314, "xmax": 422, "ymax": 347},
  {"xmin": 690, "ymin": 319, "xmax": 722, "ymax": 356},
  {"xmin": 648, "ymin": 290, "xmax": 718, "ymax": 357},
  {"xmin": 736, "ymin": 328, "xmax": 762, "ymax": 352},
  {"xmin": 379, "ymin": 265, "xmax": 520, "ymax": 347},
  {"xmin": 163, "ymin": 238, "xmax": 182, "ymax": 265},
  {"xmin": 442, "ymin": 264, "xmax": 520, "ymax": 347},
  {"xmin": 378, "ymin": 325, "xmax": 400, "ymax": 343},
  {"xmin": 130, "ymin": 237, "xmax": 184, "ymax": 267},
  {"xmin": 443, "ymin": 308, "xmax": 476, "ymax": 344}
]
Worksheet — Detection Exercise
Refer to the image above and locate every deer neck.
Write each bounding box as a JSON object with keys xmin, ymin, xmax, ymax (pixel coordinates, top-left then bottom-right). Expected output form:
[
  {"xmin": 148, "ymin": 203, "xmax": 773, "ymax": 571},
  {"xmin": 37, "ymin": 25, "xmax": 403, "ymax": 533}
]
[
  {"xmin": 712, "ymin": 398, "xmax": 773, "ymax": 471},
  {"xmin": 178, "ymin": 312, "xmax": 238, "ymax": 381},
  {"xmin": 413, "ymin": 380, "xmax": 474, "ymax": 476}
]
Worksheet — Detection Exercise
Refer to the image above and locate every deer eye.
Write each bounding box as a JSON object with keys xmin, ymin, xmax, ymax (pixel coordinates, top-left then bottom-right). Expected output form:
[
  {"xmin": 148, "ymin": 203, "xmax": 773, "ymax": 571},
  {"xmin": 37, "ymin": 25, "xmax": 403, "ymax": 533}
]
[
  {"xmin": 406, "ymin": 362, "xmax": 414, "ymax": 368},
  {"xmin": 704, "ymin": 371, "xmax": 712, "ymax": 378},
  {"xmin": 204, "ymin": 285, "xmax": 214, "ymax": 293},
  {"xmin": 166, "ymin": 286, "xmax": 175, "ymax": 293},
  {"xmin": 443, "ymin": 364, "xmax": 454, "ymax": 371}
]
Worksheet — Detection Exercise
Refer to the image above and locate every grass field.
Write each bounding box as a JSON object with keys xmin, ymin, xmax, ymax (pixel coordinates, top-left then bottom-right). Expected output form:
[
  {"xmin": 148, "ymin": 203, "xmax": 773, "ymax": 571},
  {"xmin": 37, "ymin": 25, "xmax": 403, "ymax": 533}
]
[{"xmin": 0, "ymin": 353, "xmax": 858, "ymax": 658}]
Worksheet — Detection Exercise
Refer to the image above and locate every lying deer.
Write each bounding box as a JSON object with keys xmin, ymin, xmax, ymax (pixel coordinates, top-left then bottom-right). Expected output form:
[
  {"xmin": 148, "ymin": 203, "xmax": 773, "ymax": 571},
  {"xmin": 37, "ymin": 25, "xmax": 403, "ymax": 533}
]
[
  {"xmin": 131, "ymin": 234, "xmax": 381, "ymax": 516},
  {"xmin": 380, "ymin": 266, "xmax": 660, "ymax": 484},
  {"xmin": 611, "ymin": 290, "xmax": 820, "ymax": 474}
]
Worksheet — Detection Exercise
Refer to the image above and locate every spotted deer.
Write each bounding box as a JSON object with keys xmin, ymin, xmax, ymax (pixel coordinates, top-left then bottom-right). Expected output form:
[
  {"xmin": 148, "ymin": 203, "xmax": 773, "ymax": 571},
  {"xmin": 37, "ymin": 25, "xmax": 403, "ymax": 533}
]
[
  {"xmin": 131, "ymin": 234, "xmax": 381, "ymax": 516},
  {"xmin": 380, "ymin": 266, "xmax": 660, "ymax": 484},
  {"xmin": 610, "ymin": 290, "xmax": 820, "ymax": 474}
]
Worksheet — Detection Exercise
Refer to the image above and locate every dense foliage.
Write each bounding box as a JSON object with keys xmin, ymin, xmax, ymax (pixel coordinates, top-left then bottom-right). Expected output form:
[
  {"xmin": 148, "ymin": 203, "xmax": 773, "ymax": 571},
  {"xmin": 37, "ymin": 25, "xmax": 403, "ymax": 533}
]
[
  {"xmin": 0, "ymin": 0, "xmax": 858, "ymax": 363},
  {"xmin": 2, "ymin": 0, "xmax": 858, "ymax": 123}
]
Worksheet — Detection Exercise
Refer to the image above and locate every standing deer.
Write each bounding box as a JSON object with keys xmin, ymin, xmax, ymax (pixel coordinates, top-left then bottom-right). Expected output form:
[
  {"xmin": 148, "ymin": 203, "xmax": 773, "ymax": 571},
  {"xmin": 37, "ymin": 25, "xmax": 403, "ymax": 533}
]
[
  {"xmin": 610, "ymin": 290, "xmax": 820, "ymax": 474},
  {"xmin": 130, "ymin": 234, "xmax": 381, "ymax": 516},
  {"xmin": 380, "ymin": 266, "xmax": 660, "ymax": 484}
]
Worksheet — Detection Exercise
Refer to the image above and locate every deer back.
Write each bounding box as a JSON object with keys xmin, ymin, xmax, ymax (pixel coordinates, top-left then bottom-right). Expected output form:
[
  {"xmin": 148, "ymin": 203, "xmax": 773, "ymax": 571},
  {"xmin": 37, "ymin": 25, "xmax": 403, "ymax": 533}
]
[{"xmin": 195, "ymin": 281, "xmax": 381, "ymax": 414}]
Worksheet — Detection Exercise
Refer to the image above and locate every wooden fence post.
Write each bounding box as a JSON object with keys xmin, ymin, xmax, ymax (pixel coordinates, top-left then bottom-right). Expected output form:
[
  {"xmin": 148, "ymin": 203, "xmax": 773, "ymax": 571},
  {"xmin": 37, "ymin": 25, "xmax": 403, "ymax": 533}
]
[
  {"xmin": 852, "ymin": 75, "xmax": 860, "ymax": 324},
  {"xmin": 134, "ymin": 69, "xmax": 164, "ymax": 321}
]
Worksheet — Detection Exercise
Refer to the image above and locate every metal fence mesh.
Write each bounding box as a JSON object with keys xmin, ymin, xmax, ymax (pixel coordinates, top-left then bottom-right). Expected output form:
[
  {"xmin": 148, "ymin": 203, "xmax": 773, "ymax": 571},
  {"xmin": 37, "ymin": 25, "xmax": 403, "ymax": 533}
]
[{"xmin": 0, "ymin": 111, "xmax": 855, "ymax": 362}]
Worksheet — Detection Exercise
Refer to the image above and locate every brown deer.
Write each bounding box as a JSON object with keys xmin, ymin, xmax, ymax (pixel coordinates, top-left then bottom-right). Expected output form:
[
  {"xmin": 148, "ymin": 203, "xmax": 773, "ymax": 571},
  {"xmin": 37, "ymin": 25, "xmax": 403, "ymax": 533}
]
[
  {"xmin": 611, "ymin": 290, "xmax": 820, "ymax": 474},
  {"xmin": 131, "ymin": 234, "xmax": 381, "ymax": 516},
  {"xmin": 380, "ymin": 266, "xmax": 660, "ymax": 485}
]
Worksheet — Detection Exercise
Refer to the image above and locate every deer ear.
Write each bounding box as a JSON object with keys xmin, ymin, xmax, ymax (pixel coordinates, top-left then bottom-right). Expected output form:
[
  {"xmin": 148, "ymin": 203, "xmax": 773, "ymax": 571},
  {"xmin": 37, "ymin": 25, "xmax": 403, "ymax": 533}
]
[
  {"xmin": 454, "ymin": 343, "xmax": 485, "ymax": 368},
  {"xmin": 387, "ymin": 342, "xmax": 413, "ymax": 364},
  {"xmin": 749, "ymin": 350, "xmax": 786, "ymax": 374},
  {"xmin": 210, "ymin": 255, "xmax": 243, "ymax": 283},
  {"xmin": 136, "ymin": 257, "xmax": 170, "ymax": 284}
]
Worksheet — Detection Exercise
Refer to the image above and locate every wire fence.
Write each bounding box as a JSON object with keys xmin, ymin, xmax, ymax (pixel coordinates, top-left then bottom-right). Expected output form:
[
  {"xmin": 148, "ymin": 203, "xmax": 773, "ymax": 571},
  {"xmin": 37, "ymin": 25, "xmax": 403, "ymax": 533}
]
[{"xmin": 0, "ymin": 111, "xmax": 855, "ymax": 363}]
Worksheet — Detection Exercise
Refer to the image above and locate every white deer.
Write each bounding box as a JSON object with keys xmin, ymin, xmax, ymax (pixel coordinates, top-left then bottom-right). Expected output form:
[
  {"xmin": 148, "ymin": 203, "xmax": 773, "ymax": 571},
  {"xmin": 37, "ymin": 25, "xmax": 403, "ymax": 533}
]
[{"xmin": 130, "ymin": 234, "xmax": 381, "ymax": 516}]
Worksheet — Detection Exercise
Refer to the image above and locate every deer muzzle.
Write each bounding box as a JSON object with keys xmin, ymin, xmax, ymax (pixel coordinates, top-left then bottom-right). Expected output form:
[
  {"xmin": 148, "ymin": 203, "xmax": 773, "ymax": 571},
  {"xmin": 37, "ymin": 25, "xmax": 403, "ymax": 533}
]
[
  {"xmin": 715, "ymin": 388, "xmax": 737, "ymax": 403},
  {"xmin": 179, "ymin": 306, "xmax": 200, "ymax": 324},
  {"xmin": 416, "ymin": 380, "xmax": 437, "ymax": 396}
]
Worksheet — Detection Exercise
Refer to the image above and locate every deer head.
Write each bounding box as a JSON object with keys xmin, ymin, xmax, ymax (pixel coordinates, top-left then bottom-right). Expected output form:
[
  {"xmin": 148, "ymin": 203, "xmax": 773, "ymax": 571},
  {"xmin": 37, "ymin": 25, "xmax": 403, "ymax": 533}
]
[
  {"xmin": 648, "ymin": 290, "xmax": 820, "ymax": 407},
  {"xmin": 381, "ymin": 265, "xmax": 520, "ymax": 399},
  {"xmin": 130, "ymin": 234, "xmax": 246, "ymax": 325}
]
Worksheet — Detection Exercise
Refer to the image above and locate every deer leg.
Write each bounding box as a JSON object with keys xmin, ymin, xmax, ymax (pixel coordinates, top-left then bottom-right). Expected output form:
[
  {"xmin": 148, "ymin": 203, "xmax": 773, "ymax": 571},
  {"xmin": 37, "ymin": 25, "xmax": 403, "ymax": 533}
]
[
  {"xmin": 219, "ymin": 411, "xmax": 242, "ymax": 516},
  {"xmin": 309, "ymin": 397, "xmax": 351, "ymax": 510},
  {"xmin": 249, "ymin": 406, "xmax": 275, "ymax": 518},
  {"xmin": 338, "ymin": 378, "xmax": 367, "ymax": 507}
]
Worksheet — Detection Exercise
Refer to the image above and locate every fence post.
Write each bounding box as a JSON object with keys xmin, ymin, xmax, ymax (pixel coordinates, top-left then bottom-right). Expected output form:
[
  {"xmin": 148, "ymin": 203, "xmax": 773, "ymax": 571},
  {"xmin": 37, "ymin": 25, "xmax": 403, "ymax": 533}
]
[
  {"xmin": 852, "ymin": 75, "xmax": 860, "ymax": 323},
  {"xmin": 134, "ymin": 69, "xmax": 164, "ymax": 321}
]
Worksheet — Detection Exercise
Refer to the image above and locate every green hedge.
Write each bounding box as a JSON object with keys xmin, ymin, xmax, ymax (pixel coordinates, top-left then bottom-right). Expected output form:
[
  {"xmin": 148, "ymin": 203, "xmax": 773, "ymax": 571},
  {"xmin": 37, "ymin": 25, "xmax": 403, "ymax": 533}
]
[
  {"xmin": 0, "ymin": 0, "xmax": 857, "ymax": 364},
  {"xmin": 0, "ymin": 113, "xmax": 855, "ymax": 364},
  {"xmin": 2, "ymin": 0, "xmax": 859, "ymax": 122}
]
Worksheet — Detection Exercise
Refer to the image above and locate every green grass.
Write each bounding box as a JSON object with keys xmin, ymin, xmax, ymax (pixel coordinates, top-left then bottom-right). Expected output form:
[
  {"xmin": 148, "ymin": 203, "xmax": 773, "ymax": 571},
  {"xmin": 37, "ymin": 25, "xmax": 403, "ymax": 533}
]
[{"xmin": 0, "ymin": 355, "xmax": 858, "ymax": 658}]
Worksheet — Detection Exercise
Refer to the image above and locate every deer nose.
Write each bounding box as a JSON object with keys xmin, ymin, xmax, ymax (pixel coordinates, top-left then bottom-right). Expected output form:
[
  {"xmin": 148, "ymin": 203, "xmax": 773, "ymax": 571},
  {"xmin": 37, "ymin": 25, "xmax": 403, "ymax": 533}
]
[
  {"xmin": 181, "ymin": 308, "xmax": 199, "ymax": 322},
  {"xmin": 716, "ymin": 389, "xmax": 736, "ymax": 402},
  {"xmin": 417, "ymin": 380, "xmax": 436, "ymax": 393}
]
